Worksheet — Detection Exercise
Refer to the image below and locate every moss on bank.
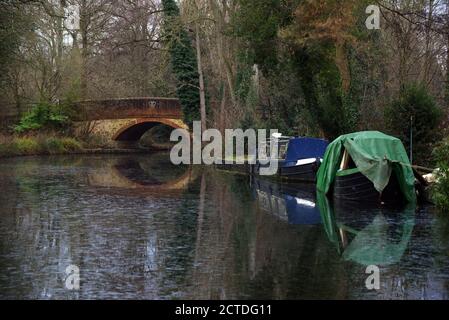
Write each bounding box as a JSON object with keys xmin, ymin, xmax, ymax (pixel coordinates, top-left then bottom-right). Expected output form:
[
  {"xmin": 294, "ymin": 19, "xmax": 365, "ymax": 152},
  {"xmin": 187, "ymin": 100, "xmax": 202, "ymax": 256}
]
[{"xmin": 0, "ymin": 135, "xmax": 83, "ymax": 157}]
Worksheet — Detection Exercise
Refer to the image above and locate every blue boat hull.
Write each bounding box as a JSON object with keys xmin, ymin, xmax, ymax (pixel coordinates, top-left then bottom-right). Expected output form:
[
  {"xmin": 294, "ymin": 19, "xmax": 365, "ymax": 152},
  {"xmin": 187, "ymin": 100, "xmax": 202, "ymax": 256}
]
[{"xmin": 251, "ymin": 160, "xmax": 320, "ymax": 182}]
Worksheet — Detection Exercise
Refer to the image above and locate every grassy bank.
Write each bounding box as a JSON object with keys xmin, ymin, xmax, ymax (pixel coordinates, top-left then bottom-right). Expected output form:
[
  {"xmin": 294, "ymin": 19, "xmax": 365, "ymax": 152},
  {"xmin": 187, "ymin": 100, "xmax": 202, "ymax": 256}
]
[{"xmin": 0, "ymin": 134, "xmax": 83, "ymax": 158}]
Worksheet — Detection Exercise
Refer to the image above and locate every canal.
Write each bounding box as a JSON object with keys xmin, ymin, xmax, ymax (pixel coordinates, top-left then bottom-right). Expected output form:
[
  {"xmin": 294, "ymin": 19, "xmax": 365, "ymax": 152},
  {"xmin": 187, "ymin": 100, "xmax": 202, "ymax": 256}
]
[{"xmin": 0, "ymin": 153, "xmax": 448, "ymax": 299}]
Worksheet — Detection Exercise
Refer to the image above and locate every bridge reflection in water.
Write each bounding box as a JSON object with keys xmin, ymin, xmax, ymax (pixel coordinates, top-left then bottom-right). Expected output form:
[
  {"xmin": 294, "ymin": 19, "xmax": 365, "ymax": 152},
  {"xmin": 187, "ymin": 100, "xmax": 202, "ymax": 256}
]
[{"xmin": 86, "ymin": 153, "xmax": 196, "ymax": 196}]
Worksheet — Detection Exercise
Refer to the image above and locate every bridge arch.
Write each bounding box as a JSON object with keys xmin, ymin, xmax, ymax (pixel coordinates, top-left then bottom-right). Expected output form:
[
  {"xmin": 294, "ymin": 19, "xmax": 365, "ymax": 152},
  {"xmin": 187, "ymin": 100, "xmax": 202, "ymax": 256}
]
[
  {"xmin": 73, "ymin": 98, "xmax": 189, "ymax": 148},
  {"xmin": 113, "ymin": 118, "xmax": 188, "ymax": 142}
]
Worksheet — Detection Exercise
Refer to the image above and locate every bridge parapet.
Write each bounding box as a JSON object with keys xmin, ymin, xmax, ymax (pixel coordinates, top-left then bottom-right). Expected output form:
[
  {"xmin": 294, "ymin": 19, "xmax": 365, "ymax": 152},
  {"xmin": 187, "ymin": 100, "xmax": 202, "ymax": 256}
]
[{"xmin": 74, "ymin": 97, "xmax": 182, "ymax": 121}]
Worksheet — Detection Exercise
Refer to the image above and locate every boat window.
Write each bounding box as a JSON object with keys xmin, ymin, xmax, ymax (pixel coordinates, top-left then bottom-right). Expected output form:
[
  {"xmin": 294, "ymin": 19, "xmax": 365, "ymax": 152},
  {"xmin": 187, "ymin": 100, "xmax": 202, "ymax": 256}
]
[
  {"xmin": 260, "ymin": 139, "xmax": 289, "ymax": 159},
  {"xmin": 279, "ymin": 142, "xmax": 289, "ymax": 160}
]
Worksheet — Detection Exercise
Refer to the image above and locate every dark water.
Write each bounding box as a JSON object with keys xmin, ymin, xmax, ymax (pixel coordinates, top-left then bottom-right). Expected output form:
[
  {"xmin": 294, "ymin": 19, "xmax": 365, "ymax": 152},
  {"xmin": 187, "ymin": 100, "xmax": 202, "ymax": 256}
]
[{"xmin": 0, "ymin": 153, "xmax": 449, "ymax": 300}]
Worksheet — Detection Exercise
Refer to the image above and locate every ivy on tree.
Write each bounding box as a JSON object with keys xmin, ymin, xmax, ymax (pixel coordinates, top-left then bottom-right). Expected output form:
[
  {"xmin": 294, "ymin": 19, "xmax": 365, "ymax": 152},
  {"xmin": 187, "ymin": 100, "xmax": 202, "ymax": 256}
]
[{"xmin": 161, "ymin": 0, "xmax": 200, "ymax": 128}]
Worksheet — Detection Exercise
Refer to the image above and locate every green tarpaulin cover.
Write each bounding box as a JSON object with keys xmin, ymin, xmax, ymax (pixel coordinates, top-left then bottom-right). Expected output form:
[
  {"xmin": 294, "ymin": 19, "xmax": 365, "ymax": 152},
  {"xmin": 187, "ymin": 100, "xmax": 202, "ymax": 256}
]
[{"xmin": 316, "ymin": 131, "xmax": 416, "ymax": 203}]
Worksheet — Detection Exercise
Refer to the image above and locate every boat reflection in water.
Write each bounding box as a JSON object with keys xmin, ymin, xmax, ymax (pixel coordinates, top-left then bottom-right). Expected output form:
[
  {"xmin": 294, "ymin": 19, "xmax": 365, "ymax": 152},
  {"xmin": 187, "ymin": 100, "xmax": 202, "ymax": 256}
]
[
  {"xmin": 250, "ymin": 177, "xmax": 424, "ymax": 299},
  {"xmin": 317, "ymin": 192, "xmax": 416, "ymax": 267},
  {"xmin": 251, "ymin": 178, "xmax": 321, "ymax": 225},
  {"xmin": 251, "ymin": 177, "xmax": 416, "ymax": 267}
]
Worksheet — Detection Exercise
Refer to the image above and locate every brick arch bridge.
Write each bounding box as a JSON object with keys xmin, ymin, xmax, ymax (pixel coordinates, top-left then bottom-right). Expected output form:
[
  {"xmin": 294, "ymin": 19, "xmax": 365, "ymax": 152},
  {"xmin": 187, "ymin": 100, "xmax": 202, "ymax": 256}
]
[{"xmin": 73, "ymin": 97, "xmax": 189, "ymax": 148}]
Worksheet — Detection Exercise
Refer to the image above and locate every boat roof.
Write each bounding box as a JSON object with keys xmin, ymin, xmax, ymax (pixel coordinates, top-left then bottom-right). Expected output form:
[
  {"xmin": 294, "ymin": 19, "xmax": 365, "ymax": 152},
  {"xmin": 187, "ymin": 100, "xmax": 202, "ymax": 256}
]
[{"xmin": 285, "ymin": 137, "xmax": 329, "ymax": 162}]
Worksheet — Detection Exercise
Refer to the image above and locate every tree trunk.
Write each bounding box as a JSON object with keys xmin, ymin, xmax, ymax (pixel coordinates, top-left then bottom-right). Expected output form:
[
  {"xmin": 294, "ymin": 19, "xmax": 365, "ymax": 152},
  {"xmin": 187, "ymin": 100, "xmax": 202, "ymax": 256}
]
[
  {"xmin": 79, "ymin": 0, "xmax": 88, "ymax": 99},
  {"xmin": 195, "ymin": 21, "xmax": 207, "ymax": 132},
  {"xmin": 335, "ymin": 39, "xmax": 350, "ymax": 94},
  {"xmin": 445, "ymin": 0, "xmax": 449, "ymax": 109},
  {"xmin": 423, "ymin": 0, "xmax": 433, "ymax": 87},
  {"xmin": 55, "ymin": 0, "xmax": 64, "ymax": 100},
  {"xmin": 219, "ymin": 84, "xmax": 226, "ymax": 133},
  {"xmin": 208, "ymin": 0, "xmax": 236, "ymax": 106}
]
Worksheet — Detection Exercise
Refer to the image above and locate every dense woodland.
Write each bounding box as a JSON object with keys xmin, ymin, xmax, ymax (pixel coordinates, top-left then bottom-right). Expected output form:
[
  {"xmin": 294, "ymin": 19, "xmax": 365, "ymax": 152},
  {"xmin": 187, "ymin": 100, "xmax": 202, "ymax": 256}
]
[{"xmin": 1, "ymin": 1, "xmax": 449, "ymax": 158}]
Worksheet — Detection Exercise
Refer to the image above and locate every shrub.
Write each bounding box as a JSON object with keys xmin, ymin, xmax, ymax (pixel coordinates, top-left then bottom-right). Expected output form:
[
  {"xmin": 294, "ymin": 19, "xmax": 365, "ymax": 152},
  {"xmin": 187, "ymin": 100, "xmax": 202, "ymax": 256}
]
[
  {"xmin": 385, "ymin": 84, "xmax": 443, "ymax": 165},
  {"xmin": 0, "ymin": 142, "xmax": 11, "ymax": 156},
  {"xmin": 44, "ymin": 137, "xmax": 66, "ymax": 154},
  {"xmin": 432, "ymin": 138, "xmax": 449, "ymax": 212},
  {"xmin": 13, "ymin": 137, "xmax": 40, "ymax": 155},
  {"xmin": 60, "ymin": 137, "xmax": 82, "ymax": 151},
  {"xmin": 14, "ymin": 102, "xmax": 70, "ymax": 134}
]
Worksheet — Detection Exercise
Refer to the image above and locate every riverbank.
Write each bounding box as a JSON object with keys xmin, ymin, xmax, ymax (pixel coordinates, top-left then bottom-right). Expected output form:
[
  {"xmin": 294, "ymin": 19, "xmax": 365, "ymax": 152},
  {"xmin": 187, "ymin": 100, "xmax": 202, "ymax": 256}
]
[
  {"xmin": 0, "ymin": 134, "xmax": 155, "ymax": 158},
  {"xmin": 0, "ymin": 135, "xmax": 81, "ymax": 158}
]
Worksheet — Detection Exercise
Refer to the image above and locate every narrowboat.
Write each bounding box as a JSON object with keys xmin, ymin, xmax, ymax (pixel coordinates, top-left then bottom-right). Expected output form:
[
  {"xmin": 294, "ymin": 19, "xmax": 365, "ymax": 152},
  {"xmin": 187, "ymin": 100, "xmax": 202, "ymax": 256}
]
[
  {"xmin": 252, "ymin": 136, "xmax": 329, "ymax": 182},
  {"xmin": 316, "ymin": 131, "xmax": 417, "ymax": 204}
]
